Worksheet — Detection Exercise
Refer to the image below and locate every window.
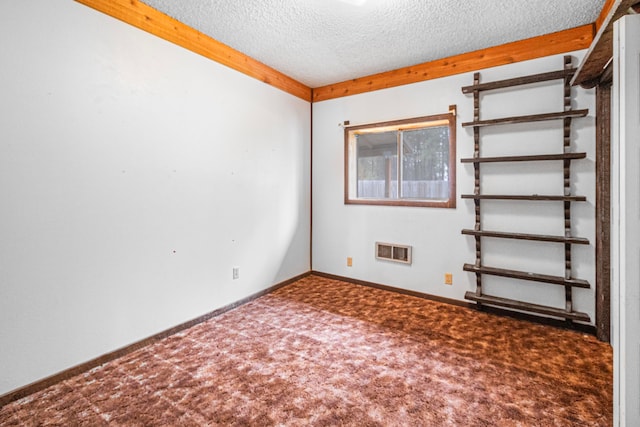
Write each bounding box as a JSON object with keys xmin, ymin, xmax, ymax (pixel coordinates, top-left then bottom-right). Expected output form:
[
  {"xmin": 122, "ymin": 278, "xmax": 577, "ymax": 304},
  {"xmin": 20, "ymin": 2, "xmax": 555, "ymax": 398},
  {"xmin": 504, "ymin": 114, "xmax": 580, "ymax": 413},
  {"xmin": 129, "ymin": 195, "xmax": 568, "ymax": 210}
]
[{"xmin": 344, "ymin": 106, "xmax": 456, "ymax": 208}]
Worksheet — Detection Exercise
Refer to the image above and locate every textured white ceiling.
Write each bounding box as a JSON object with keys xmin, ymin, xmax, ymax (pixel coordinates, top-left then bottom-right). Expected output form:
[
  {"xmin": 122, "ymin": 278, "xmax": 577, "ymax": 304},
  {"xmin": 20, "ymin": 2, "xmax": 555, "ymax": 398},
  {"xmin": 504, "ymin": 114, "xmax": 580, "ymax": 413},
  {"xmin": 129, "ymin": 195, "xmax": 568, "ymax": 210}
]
[{"xmin": 140, "ymin": 0, "xmax": 605, "ymax": 88}]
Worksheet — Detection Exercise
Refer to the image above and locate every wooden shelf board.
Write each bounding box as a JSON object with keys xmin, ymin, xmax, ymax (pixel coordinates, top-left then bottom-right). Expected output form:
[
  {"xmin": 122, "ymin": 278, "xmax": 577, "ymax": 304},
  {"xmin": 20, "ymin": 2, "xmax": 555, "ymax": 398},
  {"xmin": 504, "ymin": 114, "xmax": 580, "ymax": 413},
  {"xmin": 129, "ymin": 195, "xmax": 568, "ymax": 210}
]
[
  {"xmin": 461, "ymin": 152, "xmax": 587, "ymax": 163},
  {"xmin": 461, "ymin": 69, "xmax": 575, "ymax": 94},
  {"xmin": 461, "ymin": 109, "xmax": 589, "ymax": 128},
  {"xmin": 461, "ymin": 194, "xmax": 587, "ymax": 202},
  {"xmin": 463, "ymin": 263, "xmax": 591, "ymax": 288},
  {"xmin": 464, "ymin": 292, "xmax": 591, "ymax": 322},
  {"xmin": 461, "ymin": 229, "xmax": 590, "ymax": 245}
]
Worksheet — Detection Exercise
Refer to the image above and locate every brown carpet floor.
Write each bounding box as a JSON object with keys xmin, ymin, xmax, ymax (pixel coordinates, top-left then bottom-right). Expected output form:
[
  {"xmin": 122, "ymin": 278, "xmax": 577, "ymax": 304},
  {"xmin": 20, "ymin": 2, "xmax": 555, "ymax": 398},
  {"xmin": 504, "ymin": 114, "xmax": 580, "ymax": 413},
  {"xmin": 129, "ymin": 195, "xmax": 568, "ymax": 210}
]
[{"xmin": 0, "ymin": 275, "xmax": 612, "ymax": 426}]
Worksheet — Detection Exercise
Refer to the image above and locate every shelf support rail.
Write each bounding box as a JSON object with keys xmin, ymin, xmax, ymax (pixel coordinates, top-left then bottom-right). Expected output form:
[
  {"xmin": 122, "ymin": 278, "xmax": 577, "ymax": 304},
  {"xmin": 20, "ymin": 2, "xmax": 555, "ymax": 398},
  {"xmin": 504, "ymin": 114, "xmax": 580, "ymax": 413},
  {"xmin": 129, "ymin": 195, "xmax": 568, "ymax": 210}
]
[
  {"xmin": 473, "ymin": 72, "xmax": 483, "ymax": 298},
  {"xmin": 563, "ymin": 55, "xmax": 574, "ymax": 318}
]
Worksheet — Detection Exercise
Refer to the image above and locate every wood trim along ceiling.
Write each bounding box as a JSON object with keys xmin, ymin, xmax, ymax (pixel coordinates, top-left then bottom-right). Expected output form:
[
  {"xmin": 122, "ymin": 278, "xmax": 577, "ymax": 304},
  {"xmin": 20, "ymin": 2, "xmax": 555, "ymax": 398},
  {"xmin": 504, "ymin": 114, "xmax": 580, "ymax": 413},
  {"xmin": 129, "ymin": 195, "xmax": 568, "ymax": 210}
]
[
  {"xmin": 572, "ymin": 0, "xmax": 640, "ymax": 87},
  {"xmin": 74, "ymin": 0, "xmax": 313, "ymax": 102},
  {"xmin": 75, "ymin": 0, "xmax": 598, "ymax": 103},
  {"xmin": 312, "ymin": 25, "xmax": 594, "ymax": 102}
]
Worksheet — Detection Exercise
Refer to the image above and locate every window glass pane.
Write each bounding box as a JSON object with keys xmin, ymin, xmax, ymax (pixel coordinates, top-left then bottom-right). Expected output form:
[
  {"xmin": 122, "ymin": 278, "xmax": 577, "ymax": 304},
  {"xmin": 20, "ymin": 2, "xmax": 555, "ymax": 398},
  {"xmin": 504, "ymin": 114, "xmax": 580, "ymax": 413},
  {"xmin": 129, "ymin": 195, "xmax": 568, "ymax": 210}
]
[
  {"xmin": 401, "ymin": 126, "xmax": 450, "ymax": 200},
  {"xmin": 344, "ymin": 109, "xmax": 456, "ymax": 208},
  {"xmin": 356, "ymin": 131, "xmax": 398, "ymax": 199}
]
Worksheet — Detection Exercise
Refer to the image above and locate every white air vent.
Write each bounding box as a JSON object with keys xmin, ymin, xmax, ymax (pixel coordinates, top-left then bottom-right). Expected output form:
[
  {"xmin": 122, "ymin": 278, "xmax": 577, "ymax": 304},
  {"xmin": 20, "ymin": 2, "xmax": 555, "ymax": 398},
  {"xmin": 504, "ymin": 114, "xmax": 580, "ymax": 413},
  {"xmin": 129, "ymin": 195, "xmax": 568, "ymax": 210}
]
[{"xmin": 375, "ymin": 242, "xmax": 412, "ymax": 264}]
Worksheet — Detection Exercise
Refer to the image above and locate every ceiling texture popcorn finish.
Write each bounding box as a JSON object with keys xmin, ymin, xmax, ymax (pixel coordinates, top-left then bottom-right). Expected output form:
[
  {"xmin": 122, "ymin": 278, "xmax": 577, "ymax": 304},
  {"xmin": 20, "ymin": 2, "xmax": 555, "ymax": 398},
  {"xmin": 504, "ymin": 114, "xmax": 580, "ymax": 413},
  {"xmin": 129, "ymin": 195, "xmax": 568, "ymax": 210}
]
[{"xmin": 139, "ymin": 0, "xmax": 605, "ymax": 88}]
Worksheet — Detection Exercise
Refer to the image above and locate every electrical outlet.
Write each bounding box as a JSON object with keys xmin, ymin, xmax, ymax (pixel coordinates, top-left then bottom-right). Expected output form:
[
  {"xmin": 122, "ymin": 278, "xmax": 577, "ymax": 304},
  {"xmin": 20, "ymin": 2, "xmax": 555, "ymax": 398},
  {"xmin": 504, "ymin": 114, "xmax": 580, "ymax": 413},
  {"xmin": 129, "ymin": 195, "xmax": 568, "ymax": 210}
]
[
  {"xmin": 232, "ymin": 267, "xmax": 239, "ymax": 280},
  {"xmin": 347, "ymin": 257, "xmax": 353, "ymax": 267},
  {"xmin": 444, "ymin": 273, "xmax": 453, "ymax": 285}
]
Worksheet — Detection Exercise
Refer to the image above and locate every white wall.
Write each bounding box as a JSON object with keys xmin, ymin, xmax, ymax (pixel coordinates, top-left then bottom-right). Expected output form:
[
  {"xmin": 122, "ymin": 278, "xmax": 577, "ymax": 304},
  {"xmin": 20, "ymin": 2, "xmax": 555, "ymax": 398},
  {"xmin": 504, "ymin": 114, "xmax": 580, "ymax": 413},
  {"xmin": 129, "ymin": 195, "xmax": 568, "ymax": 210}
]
[
  {"xmin": 0, "ymin": 0, "xmax": 310, "ymax": 395},
  {"xmin": 313, "ymin": 52, "xmax": 596, "ymax": 319}
]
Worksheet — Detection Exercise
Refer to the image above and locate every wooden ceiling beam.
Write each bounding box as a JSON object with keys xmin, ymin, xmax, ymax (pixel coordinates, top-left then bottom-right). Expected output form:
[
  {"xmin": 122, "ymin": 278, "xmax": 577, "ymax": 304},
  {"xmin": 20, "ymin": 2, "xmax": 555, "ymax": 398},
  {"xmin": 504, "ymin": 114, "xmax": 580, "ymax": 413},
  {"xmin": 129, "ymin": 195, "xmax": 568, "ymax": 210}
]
[
  {"xmin": 312, "ymin": 25, "xmax": 594, "ymax": 102},
  {"xmin": 74, "ymin": 0, "xmax": 313, "ymax": 102},
  {"xmin": 572, "ymin": 0, "xmax": 640, "ymax": 87},
  {"xmin": 596, "ymin": 0, "xmax": 619, "ymax": 32}
]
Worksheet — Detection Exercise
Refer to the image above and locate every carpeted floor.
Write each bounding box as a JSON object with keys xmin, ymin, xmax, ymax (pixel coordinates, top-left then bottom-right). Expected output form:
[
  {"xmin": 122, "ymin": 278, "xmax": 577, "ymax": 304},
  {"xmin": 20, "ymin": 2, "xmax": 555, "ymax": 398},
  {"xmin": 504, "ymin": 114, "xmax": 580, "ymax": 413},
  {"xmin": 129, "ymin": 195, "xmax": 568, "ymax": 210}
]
[{"xmin": 0, "ymin": 275, "xmax": 612, "ymax": 426}]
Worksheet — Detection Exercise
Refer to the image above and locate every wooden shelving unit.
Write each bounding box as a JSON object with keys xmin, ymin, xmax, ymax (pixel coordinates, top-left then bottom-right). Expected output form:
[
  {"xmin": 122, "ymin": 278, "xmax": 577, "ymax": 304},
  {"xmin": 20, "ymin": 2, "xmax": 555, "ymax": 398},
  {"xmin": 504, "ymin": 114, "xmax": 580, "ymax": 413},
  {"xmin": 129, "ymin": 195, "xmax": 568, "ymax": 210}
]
[{"xmin": 461, "ymin": 55, "xmax": 591, "ymax": 323}]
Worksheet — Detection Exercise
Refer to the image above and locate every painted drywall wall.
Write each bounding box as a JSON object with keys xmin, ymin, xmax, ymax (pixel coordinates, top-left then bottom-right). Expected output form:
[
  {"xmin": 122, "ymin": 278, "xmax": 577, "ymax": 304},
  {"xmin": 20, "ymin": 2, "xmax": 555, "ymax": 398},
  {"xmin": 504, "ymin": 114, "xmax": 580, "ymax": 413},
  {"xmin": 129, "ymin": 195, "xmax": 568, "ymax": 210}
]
[
  {"xmin": 312, "ymin": 51, "xmax": 596, "ymax": 320},
  {"xmin": 0, "ymin": 0, "xmax": 310, "ymax": 395}
]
